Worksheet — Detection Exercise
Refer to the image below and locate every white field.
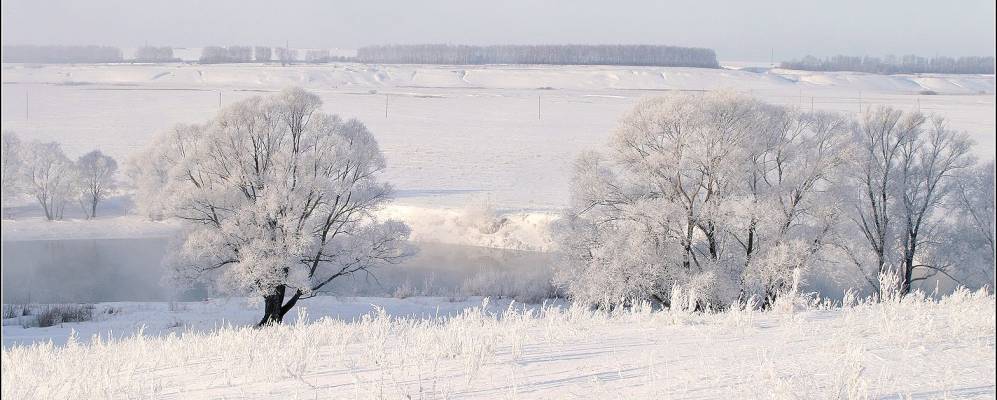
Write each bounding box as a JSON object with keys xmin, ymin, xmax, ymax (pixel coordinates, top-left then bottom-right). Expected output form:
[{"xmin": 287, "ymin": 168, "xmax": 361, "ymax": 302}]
[
  {"xmin": 2, "ymin": 63, "xmax": 994, "ymax": 248},
  {"xmin": 2, "ymin": 290, "xmax": 995, "ymax": 399},
  {"xmin": 2, "ymin": 64, "xmax": 995, "ymax": 399}
]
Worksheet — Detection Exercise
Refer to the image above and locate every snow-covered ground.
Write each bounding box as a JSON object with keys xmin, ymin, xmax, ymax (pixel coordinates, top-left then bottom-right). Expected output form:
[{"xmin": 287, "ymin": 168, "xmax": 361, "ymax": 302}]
[
  {"xmin": 2, "ymin": 62, "xmax": 993, "ymax": 248},
  {"xmin": 2, "ymin": 291, "xmax": 994, "ymax": 399},
  {"xmin": 1, "ymin": 63, "xmax": 995, "ymax": 399},
  {"xmin": 2, "ymin": 63, "xmax": 994, "ymax": 212}
]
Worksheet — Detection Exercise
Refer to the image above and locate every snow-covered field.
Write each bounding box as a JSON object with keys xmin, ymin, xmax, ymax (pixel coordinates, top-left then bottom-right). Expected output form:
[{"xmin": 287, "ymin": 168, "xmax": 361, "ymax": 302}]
[
  {"xmin": 2, "ymin": 63, "xmax": 995, "ymax": 398},
  {"xmin": 2, "ymin": 63, "xmax": 994, "ymax": 214},
  {"xmin": 2, "ymin": 291, "xmax": 995, "ymax": 399},
  {"xmin": 2, "ymin": 62, "xmax": 994, "ymax": 249}
]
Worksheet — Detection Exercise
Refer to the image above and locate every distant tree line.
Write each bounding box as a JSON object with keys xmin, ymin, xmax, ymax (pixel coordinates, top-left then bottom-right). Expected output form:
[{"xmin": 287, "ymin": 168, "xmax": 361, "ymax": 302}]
[
  {"xmin": 303, "ymin": 49, "xmax": 354, "ymax": 64},
  {"xmin": 781, "ymin": 55, "xmax": 995, "ymax": 75},
  {"xmin": 133, "ymin": 46, "xmax": 179, "ymax": 62},
  {"xmin": 2, "ymin": 45, "xmax": 123, "ymax": 63},
  {"xmin": 199, "ymin": 46, "xmax": 255, "ymax": 63},
  {"xmin": 356, "ymin": 44, "xmax": 720, "ymax": 67}
]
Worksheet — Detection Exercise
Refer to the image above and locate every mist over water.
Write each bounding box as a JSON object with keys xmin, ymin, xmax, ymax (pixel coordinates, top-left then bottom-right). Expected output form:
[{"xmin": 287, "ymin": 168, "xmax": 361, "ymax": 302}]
[{"xmin": 1, "ymin": 239, "xmax": 554, "ymax": 304}]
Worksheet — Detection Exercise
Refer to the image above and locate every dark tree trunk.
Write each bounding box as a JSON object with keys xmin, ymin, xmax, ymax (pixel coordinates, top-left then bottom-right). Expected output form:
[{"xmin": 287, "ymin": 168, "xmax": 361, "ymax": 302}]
[
  {"xmin": 257, "ymin": 286, "xmax": 305, "ymax": 327},
  {"xmin": 258, "ymin": 285, "xmax": 287, "ymax": 326},
  {"xmin": 900, "ymin": 248, "xmax": 915, "ymax": 296}
]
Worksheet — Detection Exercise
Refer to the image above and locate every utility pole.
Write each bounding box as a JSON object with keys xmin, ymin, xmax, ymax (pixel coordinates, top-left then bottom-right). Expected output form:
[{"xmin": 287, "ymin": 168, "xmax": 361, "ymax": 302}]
[
  {"xmin": 538, "ymin": 94, "xmax": 541, "ymax": 121},
  {"xmin": 25, "ymin": 89, "xmax": 29, "ymax": 120},
  {"xmin": 858, "ymin": 90, "xmax": 862, "ymax": 114},
  {"xmin": 810, "ymin": 96, "xmax": 814, "ymax": 113},
  {"xmin": 218, "ymin": 90, "xmax": 222, "ymax": 108},
  {"xmin": 385, "ymin": 94, "xmax": 389, "ymax": 118}
]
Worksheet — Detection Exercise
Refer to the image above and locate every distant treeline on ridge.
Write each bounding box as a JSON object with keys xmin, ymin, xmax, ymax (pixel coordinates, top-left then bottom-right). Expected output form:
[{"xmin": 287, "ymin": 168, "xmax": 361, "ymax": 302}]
[
  {"xmin": 356, "ymin": 44, "xmax": 720, "ymax": 68},
  {"xmin": 2, "ymin": 45, "xmax": 123, "ymax": 63},
  {"xmin": 781, "ymin": 54, "xmax": 995, "ymax": 75}
]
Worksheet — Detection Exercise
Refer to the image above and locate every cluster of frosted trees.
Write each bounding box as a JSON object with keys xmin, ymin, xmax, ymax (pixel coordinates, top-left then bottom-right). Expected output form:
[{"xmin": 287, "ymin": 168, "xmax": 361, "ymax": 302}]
[
  {"xmin": 1, "ymin": 45, "xmax": 123, "ymax": 63},
  {"xmin": 129, "ymin": 88, "xmax": 412, "ymax": 325},
  {"xmin": 556, "ymin": 92, "xmax": 994, "ymax": 309},
  {"xmin": 357, "ymin": 44, "xmax": 720, "ymax": 68},
  {"xmin": 781, "ymin": 55, "xmax": 995, "ymax": 75},
  {"xmin": 1, "ymin": 133, "xmax": 118, "ymax": 220}
]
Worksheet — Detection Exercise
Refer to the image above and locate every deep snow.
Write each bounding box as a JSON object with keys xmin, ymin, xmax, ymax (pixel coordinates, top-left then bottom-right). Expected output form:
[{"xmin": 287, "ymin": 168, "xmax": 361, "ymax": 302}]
[{"xmin": 2, "ymin": 291, "xmax": 994, "ymax": 399}]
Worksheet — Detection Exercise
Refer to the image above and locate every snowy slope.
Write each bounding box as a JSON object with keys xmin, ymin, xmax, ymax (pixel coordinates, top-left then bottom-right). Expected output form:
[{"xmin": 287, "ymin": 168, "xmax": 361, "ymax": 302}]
[
  {"xmin": 3, "ymin": 63, "xmax": 994, "ymax": 94},
  {"xmin": 2, "ymin": 291, "xmax": 994, "ymax": 399}
]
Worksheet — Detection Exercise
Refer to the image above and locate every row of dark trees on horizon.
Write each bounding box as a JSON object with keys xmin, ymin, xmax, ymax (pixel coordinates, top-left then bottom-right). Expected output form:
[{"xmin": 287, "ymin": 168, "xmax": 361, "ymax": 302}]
[
  {"xmin": 1, "ymin": 45, "xmax": 124, "ymax": 63},
  {"xmin": 356, "ymin": 44, "xmax": 720, "ymax": 67},
  {"xmin": 781, "ymin": 54, "xmax": 995, "ymax": 75},
  {"xmin": 4, "ymin": 45, "xmax": 994, "ymax": 73}
]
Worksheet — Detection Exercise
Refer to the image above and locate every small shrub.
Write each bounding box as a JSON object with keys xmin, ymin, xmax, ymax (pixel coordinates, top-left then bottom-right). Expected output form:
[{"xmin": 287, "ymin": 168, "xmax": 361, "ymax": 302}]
[
  {"xmin": 918, "ymin": 89, "xmax": 938, "ymax": 95},
  {"xmin": 166, "ymin": 318, "xmax": 186, "ymax": 329},
  {"xmin": 34, "ymin": 304, "xmax": 95, "ymax": 327},
  {"xmin": 392, "ymin": 280, "xmax": 416, "ymax": 299},
  {"xmin": 2, "ymin": 304, "xmax": 23, "ymax": 319}
]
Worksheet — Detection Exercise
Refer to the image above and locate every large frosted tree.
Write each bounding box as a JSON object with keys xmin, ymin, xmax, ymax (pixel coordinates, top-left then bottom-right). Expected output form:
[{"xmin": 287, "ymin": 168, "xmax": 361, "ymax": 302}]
[{"xmin": 135, "ymin": 87, "xmax": 412, "ymax": 325}]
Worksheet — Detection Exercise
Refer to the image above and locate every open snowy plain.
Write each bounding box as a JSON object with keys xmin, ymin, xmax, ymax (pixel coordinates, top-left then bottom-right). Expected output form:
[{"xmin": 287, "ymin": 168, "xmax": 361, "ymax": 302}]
[
  {"xmin": 2, "ymin": 290, "xmax": 994, "ymax": 399},
  {"xmin": 2, "ymin": 62, "xmax": 994, "ymax": 213},
  {"xmin": 2, "ymin": 62, "xmax": 995, "ymax": 398}
]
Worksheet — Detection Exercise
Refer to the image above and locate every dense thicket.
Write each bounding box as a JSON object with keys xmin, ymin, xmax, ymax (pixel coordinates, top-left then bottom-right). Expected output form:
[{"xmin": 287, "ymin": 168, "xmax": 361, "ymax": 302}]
[
  {"xmin": 781, "ymin": 55, "xmax": 995, "ymax": 75},
  {"xmin": 1, "ymin": 45, "xmax": 123, "ymax": 63},
  {"xmin": 556, "ymin": 92, "xmax": 992, "ymax": 309},
  {"xmin": 357, "ymin": 44, "xmax": 720, "ymax": 67}
]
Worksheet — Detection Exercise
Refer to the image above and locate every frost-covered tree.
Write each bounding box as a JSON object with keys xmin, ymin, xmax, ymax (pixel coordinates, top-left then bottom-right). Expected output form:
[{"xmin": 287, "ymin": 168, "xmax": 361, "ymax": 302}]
[
  {"xmin": 127, "ymin": 124, "xmax": 201, "ymax": 220},
  {"xmin": 935, "ymin": 160, "xmax": 996, "ymax": 289},
  {"xmin": 1, "ymin": 132, "xmax": 22, "ymax": 208},
  {"xmin": 136, "ymin": 87, "xmax": 413, "ymax": 325},
  {"xmin": 846, "ymin": 107, "xmax": 924, "ymax": 291},
  {"xmin": 75, "ymin": 150, "xmax": 117, "ymax": 219},
  {"xmin": 732, "ymin": 109, "xmax": 852, "ymax": 302},
  {"xmin": 895, "ymin": 118, "xmax": 972, "ymax": 294},
  {"xmin": 847, "ymin": 107, "xmax": 973, "ymax": 295},
  {"xmin": 21, "ymin": 141, "xmax": 76, "ymax": 221},
  {"xmin": 555, "ymin": 92, "xmax": 852, "ymax": 309}
]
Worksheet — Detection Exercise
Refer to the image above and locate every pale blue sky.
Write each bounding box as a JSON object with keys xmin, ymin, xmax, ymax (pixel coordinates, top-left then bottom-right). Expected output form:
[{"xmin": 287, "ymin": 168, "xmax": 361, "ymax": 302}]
[{"xmin": 2, "ymin": 0, "xmax": 994, "ymax": 61}]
